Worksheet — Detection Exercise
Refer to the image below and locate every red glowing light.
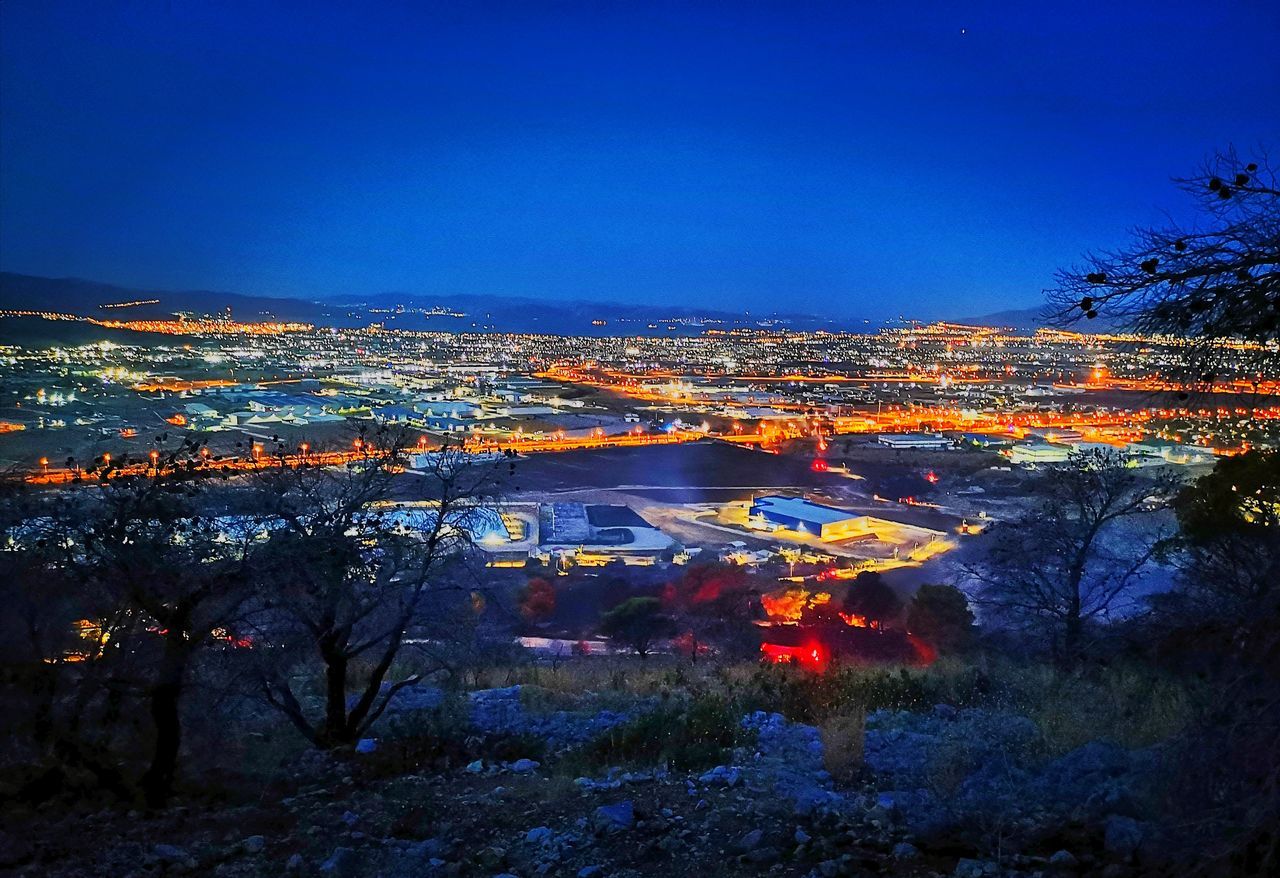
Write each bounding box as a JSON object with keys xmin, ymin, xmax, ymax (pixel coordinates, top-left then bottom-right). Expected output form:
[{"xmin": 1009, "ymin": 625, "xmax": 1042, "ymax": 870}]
[
  {"xmin": 760, "ymin": 639, "xmax": 828, "ymax": 671},
  {"xmin": 811, "ymin": 458, "xmax": 828, "ymax": 472},
  {"xmin": 907, "ymin": 633, "xmax": 938, "ymax": 665}
]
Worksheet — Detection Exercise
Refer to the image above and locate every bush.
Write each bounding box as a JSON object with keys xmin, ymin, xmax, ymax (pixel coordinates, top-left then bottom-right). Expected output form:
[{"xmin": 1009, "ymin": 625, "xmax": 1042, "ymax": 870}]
[
  {"xmin": 580, "ymin": 695, "xmax": 743, "ymax": 770},
  {"xmin": 819, "ymin": 710, "xmax": 866, "ymax": 784},
  {"xmin": 366, "ymin": 695, "xmax": 472, "ymax": 774},
  {"xmin": 1020, "ymin": 663, "xmax": 1195, "ymax": 753},
  {"xmin": 734, "ymin": 658, "xmax": 995, "ymax": 723}
]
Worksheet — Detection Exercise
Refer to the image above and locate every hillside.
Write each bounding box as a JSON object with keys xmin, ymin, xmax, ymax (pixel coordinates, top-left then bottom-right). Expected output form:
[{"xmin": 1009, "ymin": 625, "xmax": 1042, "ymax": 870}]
[
  {"xmin": 954, "ymin": 304, "xmax": 1127, "ymax": 333},
  {"xmin": 0, "ymin": 273, "xmax": 848, "ymax": 336},
  {"xmin": 0, "ymin": 273, "xmax": 329, "ymax": 324}
]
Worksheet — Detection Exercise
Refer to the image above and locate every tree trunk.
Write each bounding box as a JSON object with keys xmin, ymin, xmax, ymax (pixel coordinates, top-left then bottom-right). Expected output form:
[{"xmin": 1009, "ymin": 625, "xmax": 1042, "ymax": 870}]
[
  {"xmin": 1062, "ymin": 613, "xmax": 1082, "ymax": 668},
  {"xmin": 346, "ymin": 627, "xmax": 408, "ymax": 739},
  {"xmin": 30, "ymin": 664, "xmax": 57, "ymax": 747},
  {"xmin": 320, "ymin": 643, "xmax": 350, "ymax": 748},
  {"xmin": 140, "ymin": 637, "xmax": 187, "ymax": 807},
  {"xmin": 1061, "ymin": 551, "xmax": 1088, "ymax": 668}
]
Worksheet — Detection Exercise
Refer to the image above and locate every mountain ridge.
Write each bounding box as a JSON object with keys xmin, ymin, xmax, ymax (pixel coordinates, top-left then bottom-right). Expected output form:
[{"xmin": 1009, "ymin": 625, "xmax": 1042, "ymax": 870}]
[
  {"xmin": 2, "ymin": 272, "xmax": 1089, "ymax": 335},
  {"xmin": 0, "ymin": 272, "xmax": 848, "ymax": 335}
]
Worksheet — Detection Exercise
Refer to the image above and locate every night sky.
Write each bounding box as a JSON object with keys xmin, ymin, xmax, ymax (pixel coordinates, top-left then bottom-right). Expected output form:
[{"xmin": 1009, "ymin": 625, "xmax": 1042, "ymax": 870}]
[{"xmin": 2, "ymin": 1, "xmax": 1277, "ymax": 319}]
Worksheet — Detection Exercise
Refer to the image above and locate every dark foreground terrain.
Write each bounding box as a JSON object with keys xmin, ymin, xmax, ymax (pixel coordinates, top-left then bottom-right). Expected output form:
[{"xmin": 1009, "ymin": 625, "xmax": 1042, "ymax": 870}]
[{"xmin": 1, "ymin": 661, "xmax": 1205, "ymax": 878}]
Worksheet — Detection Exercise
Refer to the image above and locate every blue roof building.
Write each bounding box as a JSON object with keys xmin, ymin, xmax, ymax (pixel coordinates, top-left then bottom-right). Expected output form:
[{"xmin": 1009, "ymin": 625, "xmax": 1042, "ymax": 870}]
[{"xmin": 748, "ymin": 496, "xmax": 869, "ymax": 540}]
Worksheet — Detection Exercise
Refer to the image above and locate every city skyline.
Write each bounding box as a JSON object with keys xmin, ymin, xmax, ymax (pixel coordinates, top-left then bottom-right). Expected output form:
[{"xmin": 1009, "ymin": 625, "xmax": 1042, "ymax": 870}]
[{"xmin": 2, "ymin": 1, "xmax": 1277, "ymax": 320}]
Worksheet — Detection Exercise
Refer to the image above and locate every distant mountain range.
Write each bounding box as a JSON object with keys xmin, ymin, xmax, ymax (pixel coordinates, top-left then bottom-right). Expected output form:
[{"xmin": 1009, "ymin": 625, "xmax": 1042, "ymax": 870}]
[
  {"xmin": 0, "ymin": 273, "xmax": 330, "ymax": 323},
  {"xmin": 954, "ymin": 304, "xmax": 1124, "ymax": 332},
  {"xmin": 1, "ymin": 271, "xmax": 1099, "ymax": 339},
  {"xmin": 0, "ymin": 273, "xmax": 848, "ymax": 336},
  {"xmin": 953, "ymin": 306, "xmax": 1051, "ymax": 330}
]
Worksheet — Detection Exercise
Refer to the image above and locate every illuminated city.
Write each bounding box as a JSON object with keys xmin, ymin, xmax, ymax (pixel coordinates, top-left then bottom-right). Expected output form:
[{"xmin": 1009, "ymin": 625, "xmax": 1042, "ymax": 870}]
[
  {"xmin": 1, "ymin": 3, "xmax": 1277, "ymax": 877},
  {"xmin": 4, "ymin": 316, "xmax": 1277, "ymax": 480}
]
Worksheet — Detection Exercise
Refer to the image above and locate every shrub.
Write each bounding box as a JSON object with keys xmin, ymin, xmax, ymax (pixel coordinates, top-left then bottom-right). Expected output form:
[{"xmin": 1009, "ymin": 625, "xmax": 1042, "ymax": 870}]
[
  {"xmin": 819, "ymin": 709, "xmax": 866, "ymax": 784},
  {"xmin": 518, "ymin": 577, "xmax": 557, "ymax": 622},
  {"xmin": 366, "ymin": 695, "xmax": 472, "ymax": 775},
  {"xmin": 481, "ymin": 731, "xmax": 548, "ymax": 764},
  {"xmin": 734, "ymin": 658, "xmax": 995, "ymax": 722},
  {"xmin": 580, "ymin": 695, "xmax": 743, "ymax": 770},
  {"xmin": 1020, "ymin": 663, "xmax": 1194, "ymax": 753}
]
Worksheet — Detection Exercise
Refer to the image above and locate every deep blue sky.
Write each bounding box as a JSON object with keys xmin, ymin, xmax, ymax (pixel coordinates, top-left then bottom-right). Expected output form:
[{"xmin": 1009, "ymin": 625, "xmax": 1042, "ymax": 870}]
[{"xmin": 2, "ymin": 1, "xmax": 1277, "ymax": 319}]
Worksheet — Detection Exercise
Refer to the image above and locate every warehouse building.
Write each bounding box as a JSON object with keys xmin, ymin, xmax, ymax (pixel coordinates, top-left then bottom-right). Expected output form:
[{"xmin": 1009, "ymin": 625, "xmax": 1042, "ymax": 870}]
[
  {"xmin": 876, "ymin": 433, "xmax": 953, "ymax": 450},
  {"xmin": 1009, "ymin": 442, "xmax": 1072, "ymax": 465},
  {"xmin": 747, "ymin": 496, "xmax": 871, "ymax": 541},
  {"xmin": 538, "ymin": 503, "xmax": 678, "ymax": 566}
]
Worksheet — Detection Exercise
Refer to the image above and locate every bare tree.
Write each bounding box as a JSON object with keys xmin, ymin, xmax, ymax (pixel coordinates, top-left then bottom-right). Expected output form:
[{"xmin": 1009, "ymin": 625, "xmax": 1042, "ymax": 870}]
[
  {"xmin": 663, "ymin": 563, "xmax": 760, "ymax": 661},
  {"xmin": 0, "ymin": 482, "xmax": 83, "ymax": 752},
  {"xmin": 63, "ymin": 472, "xmax": 260, "ymax": 805},
  {"xmin": 965, "ymin": 449, "xmax": 1179, "ymax": 665},
  {"xmin": 249, "ymin": 435, "xmax": 503, "ymax": 749},
  {"xmin": 1048, "ymin": 147, "xmax": 1280, "ymax": 386}
]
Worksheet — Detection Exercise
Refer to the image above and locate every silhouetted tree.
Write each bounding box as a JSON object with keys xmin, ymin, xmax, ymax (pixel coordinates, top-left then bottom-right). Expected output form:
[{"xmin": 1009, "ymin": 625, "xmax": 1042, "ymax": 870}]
[
  {"xmin": 907, "ymin": 583, "xmax": 975, "ymax": 653},
  {"xmin": 518, "ymin": 576, "xmax": 557, "ymax": 622},
  {"xmin": 842, "ymin": 571, "xmax": 902, "ymax": 631},
  {"xmin": 250, "ymin": 434, "xmax": 501, "ymax": 749},
  {"xmin": 663, "ymin": 563, "xmax": 759, "ymax": 660},
  {"xmin": 67, "ymin": 474, "xmax": 259, "ymax": 805},
  {"xmin": 0, "ymin": 483, "xmax": 82, "ymax": 750},
  {"xmin": 1144, "ymin": 449, "xmax": 1280, "ymax": 671},
  {"xmin": 1147, "ymin": 450, "xmax": 1280, "ymax": 875},
  {"xmin": 1049, "ymin": 147, "xmax": 1280, "ymax": 385},
  {"xmin": 599, "ymin": 596, "xmax": 677, "ymax": 659},
  {"xmin": 966, "ymin": 449, "xmax": 1179, "ymax": 666}
]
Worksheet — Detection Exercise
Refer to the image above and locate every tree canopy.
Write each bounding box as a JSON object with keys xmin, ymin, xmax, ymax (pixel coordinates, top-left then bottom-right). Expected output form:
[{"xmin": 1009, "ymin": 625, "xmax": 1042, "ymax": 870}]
[
  {"xmin": 907, "ymin": 584, "xmax": 975, "ymax": 653},
  {"xmin": 599, "ymin": 596, "xmax": 677, "ymax": 659},
  {"xmin": 842, "ymin": 571, "xmax": 903, "ymax": 631},
  {"xmin": 1049, "ymin": 147, "xmax": 1280, "ymax": 385}
]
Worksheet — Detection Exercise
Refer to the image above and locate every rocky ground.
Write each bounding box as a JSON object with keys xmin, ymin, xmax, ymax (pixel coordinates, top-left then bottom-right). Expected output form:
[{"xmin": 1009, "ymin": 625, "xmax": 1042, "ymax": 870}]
[{"xmin": 2, "ymin": 685, "xmax": 1172, "ymax": 878}]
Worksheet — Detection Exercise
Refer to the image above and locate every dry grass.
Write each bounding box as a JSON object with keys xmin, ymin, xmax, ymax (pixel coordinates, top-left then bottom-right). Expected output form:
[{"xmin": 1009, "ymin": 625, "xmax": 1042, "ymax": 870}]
[
  {"xmin": 1020, "ymin": 664, "xmax": 1195, "ymax": 754},
  {"xmin": 819, "ymin": 709, "xmax": 866, "ymax": 784},
  {"xmin": 459, "ymin": 654, "xmax": 1196, "ymax": 763}
]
